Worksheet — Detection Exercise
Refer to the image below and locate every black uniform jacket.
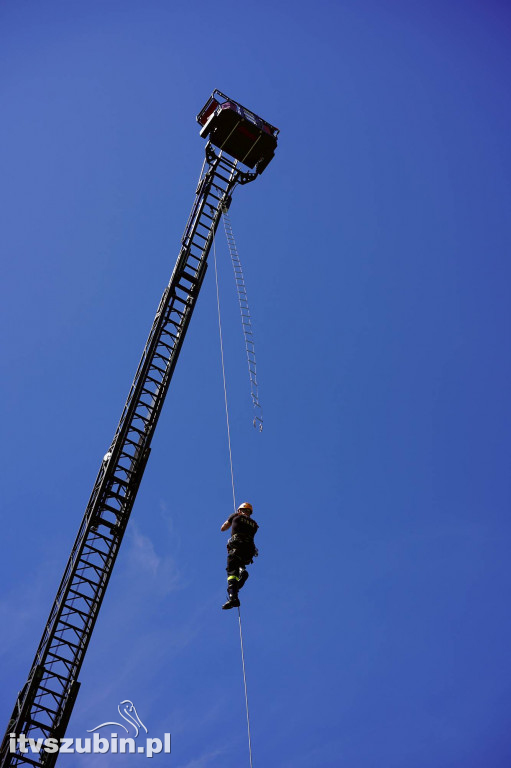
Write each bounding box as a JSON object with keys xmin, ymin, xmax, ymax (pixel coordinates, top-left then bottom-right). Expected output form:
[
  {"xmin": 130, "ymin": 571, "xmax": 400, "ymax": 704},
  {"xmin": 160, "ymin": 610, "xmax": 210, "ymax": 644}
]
[{"xmin": 228, "ymin": 512, "xmax": 259, "ymax": 543}]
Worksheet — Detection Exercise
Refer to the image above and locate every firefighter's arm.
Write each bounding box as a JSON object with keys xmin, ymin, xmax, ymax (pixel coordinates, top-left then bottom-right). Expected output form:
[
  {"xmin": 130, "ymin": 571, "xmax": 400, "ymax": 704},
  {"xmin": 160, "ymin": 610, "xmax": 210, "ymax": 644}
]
[{"xmin": 220, "ymin": 520, "xmax": 232, "ymax": 532}]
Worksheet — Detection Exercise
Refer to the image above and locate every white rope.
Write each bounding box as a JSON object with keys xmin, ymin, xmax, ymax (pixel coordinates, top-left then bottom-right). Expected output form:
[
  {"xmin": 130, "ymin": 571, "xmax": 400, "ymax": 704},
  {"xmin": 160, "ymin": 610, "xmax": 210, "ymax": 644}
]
[
  {"xmin": 212, "ymin": 232, "xmax": 237, "ymax": 516},
  {"xmin": 238, "ymin": 607, "xmax": 254, "ymax": 768},
  {"xmin": 213, "ymin": 228, "xmax": 254, "ymax": 767}
]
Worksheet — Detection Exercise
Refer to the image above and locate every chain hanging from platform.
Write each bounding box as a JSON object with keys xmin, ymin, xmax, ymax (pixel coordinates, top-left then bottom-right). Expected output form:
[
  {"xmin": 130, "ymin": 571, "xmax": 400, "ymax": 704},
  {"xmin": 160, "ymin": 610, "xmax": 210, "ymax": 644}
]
[{"xmin": 222, "ymin": 206, "xmax": 263, "ymax": 431}]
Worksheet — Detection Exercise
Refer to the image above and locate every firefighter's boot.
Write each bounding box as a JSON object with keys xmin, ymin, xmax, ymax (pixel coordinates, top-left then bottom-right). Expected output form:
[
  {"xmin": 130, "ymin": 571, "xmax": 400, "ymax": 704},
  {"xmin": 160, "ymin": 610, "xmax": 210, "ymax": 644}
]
[{"xmin": 222, "ymin": 582, "xmax": 240, "ymax": 610}]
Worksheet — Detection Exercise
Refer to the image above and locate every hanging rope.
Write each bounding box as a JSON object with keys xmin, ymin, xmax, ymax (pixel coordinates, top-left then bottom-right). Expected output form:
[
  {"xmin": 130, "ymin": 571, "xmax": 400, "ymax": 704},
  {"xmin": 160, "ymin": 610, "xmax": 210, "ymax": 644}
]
[
  {"xmin": 238, "ymin": 607, "xmax": 254, "ymax": 768},
  {"xmin": 212, "ymin": 226, "xmax": 254, "ymax": 767},
  {"xmin": 222, "ymin": 206, "xmax": 263, "ymax": 431},
  {"xmin": 212, "ymin": 231, "xmax": 237, "ymax": 517}
]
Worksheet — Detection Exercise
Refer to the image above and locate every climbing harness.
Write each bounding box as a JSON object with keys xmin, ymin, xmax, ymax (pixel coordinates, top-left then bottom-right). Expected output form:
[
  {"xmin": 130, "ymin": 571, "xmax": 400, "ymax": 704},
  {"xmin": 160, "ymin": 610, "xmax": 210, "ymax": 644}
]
[
  {"xmin": 227, "ymin": 535, "xmax": 259, "ymax": 561},
  {"xmin": 227, "ymin": 533, "xmax": 258, "ymax": 547},
  {"xmin": 222, "ymin": 205, "xmax": 263, "ymax": 431}
]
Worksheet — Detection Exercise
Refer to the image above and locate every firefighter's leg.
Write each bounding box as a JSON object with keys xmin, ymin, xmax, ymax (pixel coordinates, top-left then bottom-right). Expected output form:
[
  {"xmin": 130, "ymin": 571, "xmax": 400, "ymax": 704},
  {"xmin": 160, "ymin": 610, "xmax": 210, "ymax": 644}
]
[
  {"xmin": 222, "ymin": 549, "xmax": 241, "ymax": 609},
  {"xmin": 238, "ymin": 567, "xmax": 249, "ymax": 589},
  {"xmin": 237, "ymin": 545, "xmax": 255, "ymax": 590}
]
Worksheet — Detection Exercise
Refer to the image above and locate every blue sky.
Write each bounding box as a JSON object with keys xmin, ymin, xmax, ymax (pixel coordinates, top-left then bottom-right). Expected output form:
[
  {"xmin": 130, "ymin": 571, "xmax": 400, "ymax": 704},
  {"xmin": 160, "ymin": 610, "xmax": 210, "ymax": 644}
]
[{"xmin": 1, "ymin": 1, "xmax": 511, "ymax": 766}]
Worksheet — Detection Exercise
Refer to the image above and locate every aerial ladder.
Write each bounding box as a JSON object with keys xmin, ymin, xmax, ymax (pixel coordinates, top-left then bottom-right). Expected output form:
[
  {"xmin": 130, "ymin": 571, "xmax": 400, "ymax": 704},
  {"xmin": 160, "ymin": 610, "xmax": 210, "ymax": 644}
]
[{"xmin": 1, "ymin": 90, "xmax": 278, "ymax": 768}]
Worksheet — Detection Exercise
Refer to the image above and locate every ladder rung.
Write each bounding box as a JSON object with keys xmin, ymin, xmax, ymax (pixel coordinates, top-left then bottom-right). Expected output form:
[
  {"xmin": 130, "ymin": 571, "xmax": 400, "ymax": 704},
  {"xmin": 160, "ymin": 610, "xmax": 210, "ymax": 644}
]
[
  {"xmin": 33, "ymin": 700, "xmax": 59, "ymax": 717},
  {"xmin": 72, "ymin": 573, "xmax": 99, "ymax": 590},
  {"xmin": 9, "ymin": 752, "xmax": 44, "ymax": 767},
  {"xmin": 38, "ymin": 684, "xmax": 65, "ymax": 701},
  {"xmin": 82, "ymin": 542, "xmax": 108, "ymax": 559},
  {"xmin": 76, "ymin": 558, "xmax": 104, "ymax": 577},
  {"xmin": 67, "ymin": 587, "xmax": 94, "ymax": 602},
  {"xmin": 172, "ymin": 293, "xmax": 189, "ymax": 307},
  {"xmin": 153, "ymin": 350, "xmax": 170, "ymax": 364},
  {"xmin": 25, "ymin": 716, "xmax": 54, "ymax": 733},
  {"xmin": 155, "ymin": 339, "xmax": 174, "ymax": 354},
  {"xmin": 149, "ymin": 362, "xmax": 166, "ymax": 375},
  {"xmin": 46, "ymin": 650, "xmax": 75, "ymax": 667},
  {"xmin": 61, "ymin": 604, "xmax": 90, "ymax": 622},
  {"xmin": 16, "ymin": 738, "xmax": 53, "ymax": 761},
  {"xmin": 100, "ymin": 502, "xmax": 121, "ymax": 516},
  {"xmin": 59, "ymin": 620, "xmax": 83, "ymax": 634},
  {"xmin": 95, "ymin": 517, "xmax": 117, "ymax": 531},
  {"xmin": 180, "ymin": 270, "xmax": 198, "ymax": 284}
]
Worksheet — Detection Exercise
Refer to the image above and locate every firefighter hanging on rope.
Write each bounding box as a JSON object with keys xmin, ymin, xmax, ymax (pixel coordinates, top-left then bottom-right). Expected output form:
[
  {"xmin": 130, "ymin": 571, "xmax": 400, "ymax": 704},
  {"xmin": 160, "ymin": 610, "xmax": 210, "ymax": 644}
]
[{"xmin": 221, "ymin": 502, "xmax": 258, "ymax": 610}]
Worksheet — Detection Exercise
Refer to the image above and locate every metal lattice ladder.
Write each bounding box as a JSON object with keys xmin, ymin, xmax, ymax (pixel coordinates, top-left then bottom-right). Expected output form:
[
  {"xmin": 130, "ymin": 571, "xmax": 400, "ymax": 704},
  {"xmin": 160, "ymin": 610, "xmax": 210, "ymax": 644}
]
[{"xmin": 1, "ymin": 145, "xmax": 260, "ymax": 768}]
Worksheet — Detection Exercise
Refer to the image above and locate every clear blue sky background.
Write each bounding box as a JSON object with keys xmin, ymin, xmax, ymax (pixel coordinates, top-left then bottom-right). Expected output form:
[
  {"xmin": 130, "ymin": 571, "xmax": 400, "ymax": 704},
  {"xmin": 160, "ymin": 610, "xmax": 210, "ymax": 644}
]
[{"xmin": 1, "ymin": 2, "xmax": 511, "ymax": 766}]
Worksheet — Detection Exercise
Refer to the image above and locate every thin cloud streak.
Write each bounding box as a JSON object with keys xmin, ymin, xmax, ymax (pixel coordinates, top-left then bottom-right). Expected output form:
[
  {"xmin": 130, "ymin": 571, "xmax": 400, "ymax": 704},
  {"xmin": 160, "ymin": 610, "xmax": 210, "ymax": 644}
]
[{"xmin": 176, "ymin": 747, "xmax": 228, "ymax": 768}]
